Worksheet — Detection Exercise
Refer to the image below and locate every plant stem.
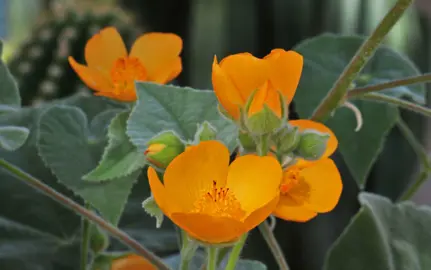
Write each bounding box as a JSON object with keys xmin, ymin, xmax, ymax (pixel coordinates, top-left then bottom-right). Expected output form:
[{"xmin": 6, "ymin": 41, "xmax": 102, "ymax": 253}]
[
  {"xmin": 256, "ymin": 134, "xmax": 270, "ymax": 156},
  {"xmin": 258, "ymin": 220, "xmax": 290, "ymax": 270},
  {"xmin": 399, "ymin": 169, "xmax": 431, "ymax": 201},
  {"xmin": 180, "ymin": 230, "xmax": 198, "ymax": 270},
  {"xmin": 347, "ymin": 73, "xmax": 431, "ymax": 98},
  {"xmin": 310, "ymin": 0, "xmax": 413, "ymax": 122},
  {"xmin": 224, "ymin": 233, "xmax": 248, "ymax": 270},
  {"xmin": 206, "ymin": 247, "xmax": 218, "ymax": 270},
  {"xmin": 0, "ymin": 158, "xmax": 171, "ymax": 270},
  {"xmin": 80, "ymin": 203, "xmax": 91, "ymax": 270},
  {"xmin": 355, "ymin": 93, "xmax": 431, "ymax": 118},
  {"xmin": 396, "ymin": 118, "xmax": 431, "ymax": 201}
]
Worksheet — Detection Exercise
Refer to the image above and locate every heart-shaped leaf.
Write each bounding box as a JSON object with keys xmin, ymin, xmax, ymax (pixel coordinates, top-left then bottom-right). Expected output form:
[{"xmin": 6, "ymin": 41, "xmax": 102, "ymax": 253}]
[
  {"xmin": 324, "ymin": 192, "xmax": 431, "ymax": 270},
  {"xmin": 37, "ymin": 105, "xmax": 140, "ymax": 225},
  {"xmin": 127, "ymin": 82, "xmax": 237, "ymax": 153},
  {"xmin": 294, "ymin": 34, "xmax": 420, "ymax": 186}
]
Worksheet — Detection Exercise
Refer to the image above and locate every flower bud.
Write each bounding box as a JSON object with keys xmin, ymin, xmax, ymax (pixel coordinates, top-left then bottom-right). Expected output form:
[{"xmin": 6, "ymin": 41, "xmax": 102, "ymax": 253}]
[
  {"xmin": 90, "ymin": 225, "xmax": 109, "ymax": 254},
  {"xmin": 145, "ymin": 131, "xmax": 185, "ymax": 168},
  {"xmin": 195, "ymin": 121, "xmax": 217, "ymax": 142},
  {"xmin": 272, "ymin": 124, "xmax": 300, "ymax": 154},
  {"xmin": 238, "ymin": 130, "xmax": 256, "ymax": 153},
  {"xmin": 295, "ymin": 130, "xmax": 330, "ymax": 161},
  {"xmin": 245, "ymin": 105, "xmax": 282, "ymax": 135}
]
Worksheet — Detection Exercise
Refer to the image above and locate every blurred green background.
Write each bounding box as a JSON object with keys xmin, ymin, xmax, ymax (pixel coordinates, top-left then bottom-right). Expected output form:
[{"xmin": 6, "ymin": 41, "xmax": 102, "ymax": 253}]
[{"xmin": 1, "ymin": 0, "xmax": 430, "ymax": 270}]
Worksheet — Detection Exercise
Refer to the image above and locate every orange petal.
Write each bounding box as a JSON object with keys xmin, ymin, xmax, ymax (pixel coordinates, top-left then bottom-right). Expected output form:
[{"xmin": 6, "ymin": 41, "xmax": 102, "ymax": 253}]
[
  {"xmin": 85, "ymin": 27, "xmax": 127, "ymax": 75},
  {"xmin": 248, "ymin": 82, "xmax": 282, "ymax": 117},
  {"xmin": 273, "ymin": 195, "xmax": 318, "ymax": 222},
  {"xmin": 170, "ymin": 212, "xmax": 246, "ymax": 243},
  {"xmin": 111, "ymin": 254, "xmax": 156, "ymax": 270},
  {"xmin": 219, "ymin": 53, "xmax": 270, "ymax": 103},
  {"xmin": 265, "ymin": 49, "xmax": 303, "ymax": 104},
  {"xmin": 227, "ymin": 155, "xmax": 281, "ymax": 215},
  {"xmin": 243, "ymin": 195, "xmax": 279, "ymax": 231},
  {"xmin": 212, "ymin": 56, "xmax": 243, "ymax": 120},
  {"xmin": 289, "ymin": 119, "xmax": 338, "ymax": 157},
  {"xmin": 130, "ymin": 33, "xmax": 182, "ymax": 81},
  {"xmin": 148, "ymin": 167, "xmax": 180, "ymax": 214},
  {"xmin": 68, "ymin": 56, "xmax": 112, "ymax": 93},
  {"xmin": 296, "ymin": 158, "xmax": 342, "ymax": 213},
  {"xmin": 163, "ymin": 141, "xmax": 230, "ymax": 212},
  {"xmin": 150, "ymin": 57, "xmax": 182, "ymax": 84}
]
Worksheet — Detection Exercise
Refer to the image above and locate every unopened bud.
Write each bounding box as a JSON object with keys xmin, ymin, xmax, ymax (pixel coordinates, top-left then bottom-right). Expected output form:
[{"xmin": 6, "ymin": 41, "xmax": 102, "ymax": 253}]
[
  {"xmin": 145, "ymin": 131, "xmax": 185, "ymax": 168},
  {"xmin": 195, "ymin": 121, "xmax": 217, "ymax": 142},
  {"xmin": 295, "ymin": 130, "xmax": 329, "ymax": 161},
  {"xmin": 238, "ymin": 131, "xmax": 256, "ymax": 152},
  {"xmin": 245, "ymin": 105, "xmax": 282, "ymax": 135},
  {"xmin": 90, "ymin": 225, "xmax": 109, "ymax": 254},
  {"xmin": 272, "ymin": 125, "xmax": 300, "ymax": 154}
]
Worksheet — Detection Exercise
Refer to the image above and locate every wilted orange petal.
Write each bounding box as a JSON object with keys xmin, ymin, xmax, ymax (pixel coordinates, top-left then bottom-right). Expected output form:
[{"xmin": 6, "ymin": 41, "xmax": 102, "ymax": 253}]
[
  {"xmin": 68, "ymin": 57, "xmax": 111, "ymax": 93},
  {"xmin": 248, "ymin": 82, "xmax": 282, "ymax": 117},
  {"xmin": 85, "ymin": 27, "xmax": 127, "ymax": 75},
  {"xmin": 111, "ymin": 254, "xmax": 156, "ymax": 270},
  {"xmin": 163, "ymin": 141, "xmax": 230, "ymax": 212},
  {"xmin": 130, "ymin": 33, "xmax": 182, "ymax": 81},
  {"xmin": 212, "ymin": 56, "xmax": 243, "ymax": 120},
  {"xmin": 273, "ymin": 195, "xmax": 317, "ymax": 222},
  {"xmin": 170, "ymin": 212, "xmax": 246, "ymax": 243},
  {"xmin": 298, "ymin": 158, "xmax": 342, "ymax": 213},
  {"xmin": 219, "ymin": 53, "xmax": 270, "ymax": 103},
  {"xmin": 265, "ymin": 49, "xmax": 303, "ymax": 104},
  {"xmin": 227, "ymin": 155, "xmax": 281, "ymax": 215},
  {"xmin": 289, "ymin": 119, "xmax": 338, "ymax": 157}
]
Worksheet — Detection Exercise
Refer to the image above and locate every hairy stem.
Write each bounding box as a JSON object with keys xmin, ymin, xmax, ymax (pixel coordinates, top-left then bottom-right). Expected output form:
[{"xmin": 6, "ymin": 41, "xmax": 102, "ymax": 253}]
[
  {"xmin": 0, "ymin": 159, "xmax": 170, "ymax": 270},
  {"xmin": 224, "ymin": 233, "xmax": 248, "ymax": 270},
  {"xmin": 258, "ymin": 221, "xmax": 290, "ymax": 270},
  {"xmin": 347, "ymin": 73, "xmax": 431, "ymax": 98},
  {"xmin": 311, "ymin": 0, "xmax": 413, "ymax": 122}
]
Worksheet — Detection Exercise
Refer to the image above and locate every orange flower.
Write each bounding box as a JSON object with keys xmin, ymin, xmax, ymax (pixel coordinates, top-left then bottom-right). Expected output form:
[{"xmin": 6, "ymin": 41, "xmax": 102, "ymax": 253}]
[
  {"xmin": 274, "ymin": 120, "xmax": 342, "ymax": 222},
  {"xmin": 148, "ymin": 140, "xmax": 282, "ymax": 244},
  {"xmin": 212, "ymin": 49, "xmax": 303, "ymax": 120},
  {"xmin": 111, "ymin": 254, "xmax": 156, "ymax": 270},
  {"xmin": 68, "ymin": 27, "xmax": 182, "ymax": 101}
]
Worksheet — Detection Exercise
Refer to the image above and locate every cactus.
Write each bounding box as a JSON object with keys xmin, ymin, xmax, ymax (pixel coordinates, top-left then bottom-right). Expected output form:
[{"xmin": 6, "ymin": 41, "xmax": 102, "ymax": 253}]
[{"xmin": 7, "ymin": 4, "xmax": 140, "ymax": 106}]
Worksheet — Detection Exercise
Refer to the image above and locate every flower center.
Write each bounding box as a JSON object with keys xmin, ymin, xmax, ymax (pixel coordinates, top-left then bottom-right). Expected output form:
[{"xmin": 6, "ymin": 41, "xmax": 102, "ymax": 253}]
[
  {"xmin": 279, "ymin": 168, "xmax": 302, "ymax": 195},
  {"xmin": 192, "ymin": 180, "xmax": 246, "ymax": 219},
  {"xmin": 110, "ymin": 57, "xmax": 147, "ymax": 95}
]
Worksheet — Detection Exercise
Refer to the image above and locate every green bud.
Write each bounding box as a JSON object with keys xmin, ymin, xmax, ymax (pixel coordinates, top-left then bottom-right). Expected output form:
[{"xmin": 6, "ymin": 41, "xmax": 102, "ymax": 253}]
[
  {"xmin": 295, "ymin": 130, "xmax": 330, "ymax": 161},
  {"xmin": 90, "ymin": 225, "xmax": 110, "ymax": 254},
  {"xmin": 272, "ymin": 125, "xmax": 300, "ymax": 154},
  {"xmin": 142, "ymin": 195, "xmax": 164, "ymax": 228},
  {"xmin": 246, "ymin": 105, "xmax": 282, "ymax": 135},
  {"xmin": 145, "ymin": 131, "xmax": 185, "ymax": 168},
  {"xmin": 195, "ymin": 121, "xmax": 217, "ymax": 142},
  {"xmin": 238, "ymin": 131, "xmax": 256, "ymax": 152},
  {"xmin": 91, "ymin": 254, "xmax": 112, "ymax": 270}
]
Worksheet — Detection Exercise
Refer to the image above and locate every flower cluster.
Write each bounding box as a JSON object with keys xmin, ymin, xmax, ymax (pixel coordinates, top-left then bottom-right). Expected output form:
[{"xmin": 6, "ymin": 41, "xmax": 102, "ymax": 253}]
[{"xmin": 69, "ymin": 27, "xmax": 343, "ymax": 247}]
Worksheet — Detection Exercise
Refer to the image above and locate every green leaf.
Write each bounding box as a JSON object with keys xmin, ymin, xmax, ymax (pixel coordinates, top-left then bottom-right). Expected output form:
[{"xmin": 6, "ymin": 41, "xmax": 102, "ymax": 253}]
[
  {"xmin": 142, "ymin": 196, "xmax": 164, "ymax": 228},
  {"xmin": 294, "ymin": 34, "xmax": 417, "ymax": 186},
  {"xmin": 84, "ymin": 111, "xmax": 146, "ymax": 182},
  {"xmin": 37, "ymin": 105, "xmax": 140, "ymax": 225},
  {"xmin": 0, "ymin": 41, "xmax": 20, "ymax": 107},
  {"xmin": 0, "ymin": 126, "xmax": 29, "ymax": 151},
  {"xmin": 163, "ymin": 252, "xmax": 205, "ymax": 269},
  {"xmin": 127, "ymin": 82, "xmax": 237, "ymax": 152},
  {"xmin": 324, "ymin": 192, "xmax": 431, "ymax": 270}
]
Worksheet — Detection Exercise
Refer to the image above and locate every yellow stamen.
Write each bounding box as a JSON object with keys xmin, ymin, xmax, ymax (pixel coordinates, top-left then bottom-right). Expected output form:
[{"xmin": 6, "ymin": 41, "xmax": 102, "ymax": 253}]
[
  {"xmin": 110, "ymin": 57, "xmax": 147, "ymax": 95},
  {"xmin": 192, "ymin": 180, "xmax": 246, "ymax": 219}
]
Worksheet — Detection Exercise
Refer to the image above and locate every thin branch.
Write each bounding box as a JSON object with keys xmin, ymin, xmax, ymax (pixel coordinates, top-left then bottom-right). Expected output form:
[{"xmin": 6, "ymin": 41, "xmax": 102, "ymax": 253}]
[
  {"xmin": 310, "ymin": 0, "xmax": 413, "ymax": 122},
  {"xmin": 0, "ymin": 159, "xmax": 170, "ymax": 270},
  {"xmin": 347, "ymin": 73, "xmax": 431, "ymax": 98},
  {"xmin": 355, "ymin": 93, "xmax": 431, "ymax": 118}
]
